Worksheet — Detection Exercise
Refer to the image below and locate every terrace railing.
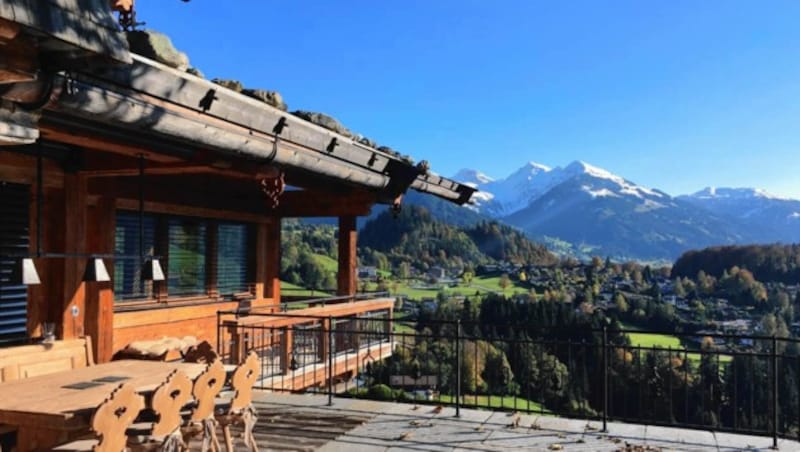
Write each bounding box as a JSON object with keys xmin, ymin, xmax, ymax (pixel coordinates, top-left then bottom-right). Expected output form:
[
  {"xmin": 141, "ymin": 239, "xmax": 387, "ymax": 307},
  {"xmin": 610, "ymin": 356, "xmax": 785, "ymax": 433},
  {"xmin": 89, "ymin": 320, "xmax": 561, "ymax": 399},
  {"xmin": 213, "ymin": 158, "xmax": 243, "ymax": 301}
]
[
  {"xmin": 276, "ymin": 290, "xmax": 391, "ymax": 311},
  {"xmin": 218, "ymin": 311, "xmax": 800, "ymax": 448}
]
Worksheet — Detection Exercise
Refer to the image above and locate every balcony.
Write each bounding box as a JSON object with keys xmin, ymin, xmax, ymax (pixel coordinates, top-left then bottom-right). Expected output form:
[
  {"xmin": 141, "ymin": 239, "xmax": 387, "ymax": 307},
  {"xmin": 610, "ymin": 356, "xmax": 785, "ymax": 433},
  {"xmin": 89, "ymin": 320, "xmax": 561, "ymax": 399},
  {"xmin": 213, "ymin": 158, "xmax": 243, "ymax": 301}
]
[
  {"xmin": 219, "ymin": 309, "xmax": 800, "ymax": 450},
  {"xmin": 217, "ymin": 295, "xmax": 395, "ymax": 392}
]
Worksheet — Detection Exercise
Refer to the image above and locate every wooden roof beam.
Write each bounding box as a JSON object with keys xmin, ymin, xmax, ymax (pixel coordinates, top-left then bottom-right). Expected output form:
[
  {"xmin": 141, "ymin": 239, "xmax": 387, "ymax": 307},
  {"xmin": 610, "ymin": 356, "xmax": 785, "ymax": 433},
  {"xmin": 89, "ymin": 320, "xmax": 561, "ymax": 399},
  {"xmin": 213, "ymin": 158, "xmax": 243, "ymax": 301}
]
[
  {"xmin": 272, "ymin": 189, "xmax": 376, "ymax": 218},
  {"xmin": 41, "ymin": 124, "xmax": 180, "ymax": 163},
  {"xmin": 80, "ymin": 160, "xmax": 281, "ymax": 180}
]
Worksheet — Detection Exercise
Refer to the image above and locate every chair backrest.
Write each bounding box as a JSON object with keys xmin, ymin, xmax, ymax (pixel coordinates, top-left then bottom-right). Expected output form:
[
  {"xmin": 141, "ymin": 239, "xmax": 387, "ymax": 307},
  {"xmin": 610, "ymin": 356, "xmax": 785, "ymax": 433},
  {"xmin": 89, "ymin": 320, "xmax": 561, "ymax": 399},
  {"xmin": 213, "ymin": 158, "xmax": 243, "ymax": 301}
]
[
  {"xmin": 150, "ymin": 369, "xmax": 193, "ymax": 437},
  {"xmin": 182, "ymin": 340, "xmax": 218, "ymax": 364},
  {"xmin": 229, "ymin": 351, "xmax": 260, "ymax": 412},
  {"xmin": 91, "ymin": 383, "xmax": 145, "ymax": 452},
  {"xmin": 190, "ymin": 359, "xmax": 226, "ymax": 421},
  {"xmin": 0, "ymin": 336, "xmax": 95, "ymax": 382}
]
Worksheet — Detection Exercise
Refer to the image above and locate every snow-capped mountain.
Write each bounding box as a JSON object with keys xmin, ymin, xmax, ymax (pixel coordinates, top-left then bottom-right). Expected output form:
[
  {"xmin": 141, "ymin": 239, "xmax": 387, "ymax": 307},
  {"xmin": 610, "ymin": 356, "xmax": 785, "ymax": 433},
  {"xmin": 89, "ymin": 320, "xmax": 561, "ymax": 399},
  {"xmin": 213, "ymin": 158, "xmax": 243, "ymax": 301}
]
[
  {"xmin": 679, "ymin": 187, "xmax": 800, "ymax": 243},
  {"xmin": 446, "ymin": 161, "xmax": 796, "ymax": 260},
  {"xmin": 456, "ymin": 160, "xmax": 669, "ymax": 217}
]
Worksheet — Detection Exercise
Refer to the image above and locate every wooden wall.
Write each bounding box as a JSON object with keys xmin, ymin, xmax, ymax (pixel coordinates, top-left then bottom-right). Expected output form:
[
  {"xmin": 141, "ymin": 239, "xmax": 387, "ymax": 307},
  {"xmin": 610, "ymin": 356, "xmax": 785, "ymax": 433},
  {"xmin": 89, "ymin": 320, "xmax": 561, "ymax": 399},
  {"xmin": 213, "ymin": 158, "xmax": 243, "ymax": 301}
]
[{"xmin": 0, "ymin": 148, "xmax": 283, "ymax": 362}]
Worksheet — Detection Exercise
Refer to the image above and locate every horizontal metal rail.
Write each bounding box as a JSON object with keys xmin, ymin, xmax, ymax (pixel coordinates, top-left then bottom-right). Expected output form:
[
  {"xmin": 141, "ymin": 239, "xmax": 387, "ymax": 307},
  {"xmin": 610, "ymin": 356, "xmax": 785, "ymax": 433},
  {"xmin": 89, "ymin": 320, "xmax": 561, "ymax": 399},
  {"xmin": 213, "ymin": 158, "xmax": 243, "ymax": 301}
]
[{"xmin": 218, "ymin": 313, "xmax": 799, "ymax": 447}]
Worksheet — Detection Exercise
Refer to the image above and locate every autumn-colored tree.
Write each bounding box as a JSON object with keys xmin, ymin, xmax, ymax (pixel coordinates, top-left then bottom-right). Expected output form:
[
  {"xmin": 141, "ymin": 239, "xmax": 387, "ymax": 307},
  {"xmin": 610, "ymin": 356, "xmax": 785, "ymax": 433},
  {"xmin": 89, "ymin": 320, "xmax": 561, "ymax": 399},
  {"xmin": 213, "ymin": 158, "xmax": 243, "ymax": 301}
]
[{"xmin": 498, "ymin": 274, "xmax": 511, "ymax": 292}]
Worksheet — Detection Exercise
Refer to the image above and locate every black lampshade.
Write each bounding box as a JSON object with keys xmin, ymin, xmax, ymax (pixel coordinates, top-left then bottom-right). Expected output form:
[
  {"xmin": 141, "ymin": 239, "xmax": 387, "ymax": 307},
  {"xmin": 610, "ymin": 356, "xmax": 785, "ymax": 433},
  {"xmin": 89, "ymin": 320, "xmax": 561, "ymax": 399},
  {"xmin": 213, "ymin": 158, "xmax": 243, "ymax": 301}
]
[
  {"xmin": 11, "ymin": 258, "xmax": 41, "ymax": 285},
  {"xmin": 83, "ymin": 258, "xmax": 110, "ymax": 282},
  {"xmin": 142, "ymin": 258, "xmax": 164, "ymax": 281}
]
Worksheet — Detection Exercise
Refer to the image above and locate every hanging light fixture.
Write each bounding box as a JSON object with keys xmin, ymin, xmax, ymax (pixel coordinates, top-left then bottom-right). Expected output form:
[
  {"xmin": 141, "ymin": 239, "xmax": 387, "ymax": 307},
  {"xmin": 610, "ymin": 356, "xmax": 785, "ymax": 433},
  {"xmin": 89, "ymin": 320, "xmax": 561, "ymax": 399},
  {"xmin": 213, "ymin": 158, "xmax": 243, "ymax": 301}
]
[
  {"xmin": 10, "ymin": 257, "xmax": 40, "ymax": 285},
  {"xmin": 142, "ymin": 258, "xmax": 164, "ymax": 281},
  {"xmin": 16, "ymin": 142, "xmax": 45, "ymax": 286},
  {"xmin": 83, "ymin": 257, "xmax": 110, "ymax": 282},
  {"xmin": 138, "ymin": 154, "xmax": 164, "ymax": 281}
]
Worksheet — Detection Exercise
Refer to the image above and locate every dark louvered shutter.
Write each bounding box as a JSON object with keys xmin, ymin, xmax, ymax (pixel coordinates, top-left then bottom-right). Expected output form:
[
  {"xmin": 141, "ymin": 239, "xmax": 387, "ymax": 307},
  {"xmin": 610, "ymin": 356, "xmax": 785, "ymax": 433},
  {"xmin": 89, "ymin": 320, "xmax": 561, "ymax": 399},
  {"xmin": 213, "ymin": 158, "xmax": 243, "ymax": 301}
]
[
  {"xmin": 0, "ymin": 182, "xmax": 30, "ymax": 344},
  {"xmin": 114, "ymin": 212, "xmax": 156, "ymax": 301},
  {"xmin": 167, "ymin": 218, "xmax": 207, "ymax": 297},
  {"xmin": 217, "ymin": 223, "xmax": 251, "ymax": 297}
]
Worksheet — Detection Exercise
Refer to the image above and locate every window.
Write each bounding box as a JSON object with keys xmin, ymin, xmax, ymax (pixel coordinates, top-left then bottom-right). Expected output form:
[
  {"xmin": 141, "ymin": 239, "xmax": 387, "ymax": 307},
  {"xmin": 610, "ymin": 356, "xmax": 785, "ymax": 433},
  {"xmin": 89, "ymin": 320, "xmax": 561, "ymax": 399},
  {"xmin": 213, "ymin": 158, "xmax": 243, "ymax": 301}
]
[
  {"xmin": 0, "ymin": 182, "xmax": 30, "ymax": 343},
  {"xmin": 113, "ymin": 212, "xmax": 254, "ymax": 303},
  {"xmin": 217, "ymin": 223, "xmax": 251, "ymax": 297},
  {"xmin": 114, "ymin": 212, "xmax": 155, "ymax": 301},
  {"xmin": 167, "ymin": 218, "xmax": 207, "ymax": 297}
]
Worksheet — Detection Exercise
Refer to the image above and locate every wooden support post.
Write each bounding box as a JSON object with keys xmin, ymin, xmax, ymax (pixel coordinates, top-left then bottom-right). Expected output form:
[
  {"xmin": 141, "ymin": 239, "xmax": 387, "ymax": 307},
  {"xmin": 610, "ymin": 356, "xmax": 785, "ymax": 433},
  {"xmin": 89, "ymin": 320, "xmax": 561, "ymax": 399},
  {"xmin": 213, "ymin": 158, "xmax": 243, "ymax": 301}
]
[
  {"xmin": 337, "ymin": 216, "xmax": 357, "ymax": 297},
  {"xmin": 26, "ymin": 184, "xmax": 45, "ymax": 339},
  {"xmin": 254, "ymin": 223, "xmax": 268, "ymax": 301},
  {"xmin": 84, "ymin": 197, "xmax": 115, "ymax": 362},
  {"xmin": 264, "ymin": 219, "xmax": 281, "ymax": 306},
  {"xmin": 60, "ymin": 174, "xmax": 87, "ymax": 339},
  {"xmin": 321, "ymin": 318, "xmax": 332, "ymax": 362},
  {"xmin": 281, "ymin": 327, "xmax": 293, "ymax": 374}
]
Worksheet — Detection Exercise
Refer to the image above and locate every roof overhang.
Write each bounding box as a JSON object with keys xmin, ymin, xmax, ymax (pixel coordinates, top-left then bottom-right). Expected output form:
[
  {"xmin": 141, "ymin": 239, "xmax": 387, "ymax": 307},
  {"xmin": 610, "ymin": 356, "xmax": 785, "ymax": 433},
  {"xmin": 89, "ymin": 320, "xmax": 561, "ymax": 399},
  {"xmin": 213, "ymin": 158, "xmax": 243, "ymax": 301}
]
[
  {"xmin": 38, "ymin": 54, "xmax": 474, "ymax": 205},
  {"xmin": 0, "ymin": 0, "xmax": 130, "ymax": 67}
]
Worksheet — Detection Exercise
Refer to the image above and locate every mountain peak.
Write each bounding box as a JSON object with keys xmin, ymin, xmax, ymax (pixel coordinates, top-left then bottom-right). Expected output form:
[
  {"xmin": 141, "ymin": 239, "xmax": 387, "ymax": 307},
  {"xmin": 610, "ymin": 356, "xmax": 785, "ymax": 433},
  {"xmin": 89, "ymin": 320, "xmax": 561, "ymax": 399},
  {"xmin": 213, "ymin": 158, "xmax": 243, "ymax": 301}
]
[
  {"xmin": 690, "ymin": 187, "xmax": 790, "ymax": 201},
  {"xmin": 526, "ymin": 161, "xmax": 552, "ymax": 172},
  {"xmin": 453, "ymin": 168, "xmax": 494, "ymax": 186},
  {"xmin": 507, "ymin": 161, "xmax": 551, "ymax": 181},
  {"xmin": 564, "ymin": 160, "xmax": 619, "ymax": 180}
]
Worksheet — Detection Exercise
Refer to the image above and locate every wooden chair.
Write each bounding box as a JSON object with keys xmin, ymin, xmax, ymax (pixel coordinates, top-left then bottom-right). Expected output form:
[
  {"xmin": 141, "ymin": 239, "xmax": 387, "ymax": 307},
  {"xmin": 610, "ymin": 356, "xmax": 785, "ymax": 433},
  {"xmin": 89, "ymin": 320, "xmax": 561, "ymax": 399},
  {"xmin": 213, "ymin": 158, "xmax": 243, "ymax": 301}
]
[
  {"xmin": 182, "ymin": 341, "xmax": 218, "ymax": 364},
  {"xmin": 53, "ymin": 383, "xmax": 145, "ymax": 452},
  {"xmin": 215, "ymin": 352, "xmax": 260, "ymax": 452},
  {"xmin": 181, "ymin": 360, "xmax": 226, "ymax": 451},
  {"xmin": 127, "ymin": 369, "xmax": 193, "ymax": 451}
]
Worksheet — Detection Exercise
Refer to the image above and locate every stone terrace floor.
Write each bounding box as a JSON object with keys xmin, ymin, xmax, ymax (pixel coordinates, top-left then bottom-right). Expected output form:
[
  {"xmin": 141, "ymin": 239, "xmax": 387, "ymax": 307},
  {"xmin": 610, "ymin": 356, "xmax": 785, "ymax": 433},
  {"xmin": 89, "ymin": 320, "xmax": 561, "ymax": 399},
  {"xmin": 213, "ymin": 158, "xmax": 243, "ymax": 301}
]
[{"xmin": 237, "ymin": 392, "xmax": 800, "ymax": 451}]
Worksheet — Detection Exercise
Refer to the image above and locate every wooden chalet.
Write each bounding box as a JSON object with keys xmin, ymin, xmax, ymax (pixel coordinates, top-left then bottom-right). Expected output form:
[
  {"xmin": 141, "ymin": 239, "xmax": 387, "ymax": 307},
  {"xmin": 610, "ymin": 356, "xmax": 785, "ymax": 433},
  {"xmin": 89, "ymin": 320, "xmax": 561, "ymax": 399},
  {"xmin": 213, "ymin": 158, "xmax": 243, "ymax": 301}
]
[{"xmin": 0, "ymin": 1, "xmax": 474, "ymax": 368}]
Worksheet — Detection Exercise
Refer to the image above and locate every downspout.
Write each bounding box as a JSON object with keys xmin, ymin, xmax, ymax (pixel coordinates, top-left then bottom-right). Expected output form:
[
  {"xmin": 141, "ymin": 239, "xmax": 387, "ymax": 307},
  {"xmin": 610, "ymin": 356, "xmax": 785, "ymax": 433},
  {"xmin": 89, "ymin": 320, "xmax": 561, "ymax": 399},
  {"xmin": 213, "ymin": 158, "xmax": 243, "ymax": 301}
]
[{"xmin": 0, "ymin": 73, "xmax": 60, "ymax": 145}]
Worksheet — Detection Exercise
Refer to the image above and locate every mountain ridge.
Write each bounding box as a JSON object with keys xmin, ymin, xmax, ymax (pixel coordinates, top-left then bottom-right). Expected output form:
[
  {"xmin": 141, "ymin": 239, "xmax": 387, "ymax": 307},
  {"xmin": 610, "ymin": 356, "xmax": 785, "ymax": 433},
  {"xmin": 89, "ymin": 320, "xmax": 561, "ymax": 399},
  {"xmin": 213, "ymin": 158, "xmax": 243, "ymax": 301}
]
[{"xmin": 438, "ymin": 160, "xmax": 799, "ymax": 261}]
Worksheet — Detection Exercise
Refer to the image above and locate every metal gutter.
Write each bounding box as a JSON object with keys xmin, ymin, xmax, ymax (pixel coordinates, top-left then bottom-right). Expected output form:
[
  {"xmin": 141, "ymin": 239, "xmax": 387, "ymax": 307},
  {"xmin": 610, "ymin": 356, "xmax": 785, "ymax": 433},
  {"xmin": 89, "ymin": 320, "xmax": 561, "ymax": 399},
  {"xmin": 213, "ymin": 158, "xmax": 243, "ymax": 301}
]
[{"xmin": 44, "ymin": 54, "xmax": 474, "ymax": 204}]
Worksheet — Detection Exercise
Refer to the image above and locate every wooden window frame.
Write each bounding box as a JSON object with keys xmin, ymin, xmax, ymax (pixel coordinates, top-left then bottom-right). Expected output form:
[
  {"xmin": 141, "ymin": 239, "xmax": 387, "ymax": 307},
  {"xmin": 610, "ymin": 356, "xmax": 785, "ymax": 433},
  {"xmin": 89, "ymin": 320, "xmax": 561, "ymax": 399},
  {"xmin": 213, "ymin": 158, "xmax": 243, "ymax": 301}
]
[{"xmin": 113, "ymin": 210, "xmax": 256, "ymax": 310}]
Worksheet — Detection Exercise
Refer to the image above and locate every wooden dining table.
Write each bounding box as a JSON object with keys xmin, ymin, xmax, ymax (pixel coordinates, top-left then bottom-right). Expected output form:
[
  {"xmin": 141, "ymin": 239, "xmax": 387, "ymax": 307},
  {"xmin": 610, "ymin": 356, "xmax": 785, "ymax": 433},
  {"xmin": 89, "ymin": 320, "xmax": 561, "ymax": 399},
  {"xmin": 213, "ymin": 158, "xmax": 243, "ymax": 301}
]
[{"xmin": 0, "ymin": 359, "xmax": 206, "ymax": 451}]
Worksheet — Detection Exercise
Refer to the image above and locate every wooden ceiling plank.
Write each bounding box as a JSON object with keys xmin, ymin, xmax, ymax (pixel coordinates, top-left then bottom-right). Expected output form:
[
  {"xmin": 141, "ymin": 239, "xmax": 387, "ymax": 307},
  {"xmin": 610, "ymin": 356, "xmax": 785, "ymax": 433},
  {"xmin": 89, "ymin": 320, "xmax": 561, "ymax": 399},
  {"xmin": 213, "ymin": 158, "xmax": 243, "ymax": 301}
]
[{"xmin": 40, "ymin": 125, "xmax": 180, "ymax": 163}]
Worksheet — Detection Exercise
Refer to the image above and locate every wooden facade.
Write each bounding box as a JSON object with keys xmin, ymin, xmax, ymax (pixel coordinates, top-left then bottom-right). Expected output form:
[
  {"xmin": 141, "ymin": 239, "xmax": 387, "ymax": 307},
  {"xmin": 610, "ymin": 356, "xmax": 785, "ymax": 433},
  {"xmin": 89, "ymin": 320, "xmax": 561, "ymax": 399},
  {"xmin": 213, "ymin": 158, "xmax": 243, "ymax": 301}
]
[{"xmin": 0, "ymin": 2, "xmax": 474, "ymax": 366}]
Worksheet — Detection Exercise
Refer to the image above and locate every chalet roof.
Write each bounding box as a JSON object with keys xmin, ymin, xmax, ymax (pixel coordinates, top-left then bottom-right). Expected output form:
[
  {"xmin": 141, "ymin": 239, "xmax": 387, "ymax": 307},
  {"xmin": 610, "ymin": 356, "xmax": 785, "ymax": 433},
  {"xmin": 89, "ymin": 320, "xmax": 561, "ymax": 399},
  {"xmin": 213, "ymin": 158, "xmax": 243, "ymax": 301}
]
[
  {"xmin": 0, "ymin": 0, "xmax": 130, "ymax": 65},
  {"xmin": 0, "ymin": 3, "xmax": 474, "ymax": 206},
  {"xmin": 43, "ymin": 53, "xmax": 475, "ymax": 205}
]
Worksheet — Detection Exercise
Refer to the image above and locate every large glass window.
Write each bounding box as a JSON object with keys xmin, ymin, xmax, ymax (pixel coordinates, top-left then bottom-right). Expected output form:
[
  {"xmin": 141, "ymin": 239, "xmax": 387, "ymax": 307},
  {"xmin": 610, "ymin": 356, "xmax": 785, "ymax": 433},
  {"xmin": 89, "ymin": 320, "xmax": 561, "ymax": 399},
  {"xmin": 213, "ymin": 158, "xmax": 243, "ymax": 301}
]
[
  {"xmin": 217, "ymin": 223, "xmax": 251, "ymax": 297},
  {"xmin": 167, "ymin": 218, "xmax": 207, "ymax": 297},
  {"xmin": 114, "ymin": 212, "xmax": 155, "ymax": 301},
  {"xmin": 113, "ymin": 212, "xmax": 254, "ymax": 303}
]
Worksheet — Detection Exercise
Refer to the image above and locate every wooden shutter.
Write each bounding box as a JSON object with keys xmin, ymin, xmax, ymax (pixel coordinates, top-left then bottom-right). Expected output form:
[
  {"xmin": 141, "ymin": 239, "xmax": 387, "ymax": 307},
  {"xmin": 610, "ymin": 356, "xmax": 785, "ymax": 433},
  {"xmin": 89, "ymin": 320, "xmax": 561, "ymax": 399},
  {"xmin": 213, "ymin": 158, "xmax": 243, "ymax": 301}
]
[{"xmin": 0, "ymin": 182, "xmax": 30, "ymax": 344}]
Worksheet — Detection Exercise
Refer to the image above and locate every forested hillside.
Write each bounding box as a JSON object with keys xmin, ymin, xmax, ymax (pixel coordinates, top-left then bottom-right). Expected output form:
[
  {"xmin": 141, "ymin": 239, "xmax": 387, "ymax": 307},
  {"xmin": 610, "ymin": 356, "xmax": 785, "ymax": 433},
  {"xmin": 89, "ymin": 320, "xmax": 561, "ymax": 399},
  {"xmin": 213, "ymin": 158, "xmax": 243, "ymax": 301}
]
[
  {"xmin": 672, "ymin": 244, "xmax": 800, "ymax": 284},
  {"xmin": 358, "ymin": 205, "xmax": 557, "ymax": 272}
]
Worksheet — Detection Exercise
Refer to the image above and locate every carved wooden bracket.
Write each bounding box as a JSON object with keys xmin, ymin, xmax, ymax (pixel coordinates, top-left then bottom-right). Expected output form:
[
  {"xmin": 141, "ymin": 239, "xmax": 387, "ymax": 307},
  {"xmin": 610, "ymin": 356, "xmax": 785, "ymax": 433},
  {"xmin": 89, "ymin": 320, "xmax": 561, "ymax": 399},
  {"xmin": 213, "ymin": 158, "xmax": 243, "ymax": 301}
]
[{"xmin": 260, "ymin": 171, "xmax": 285, "ymax": 209}]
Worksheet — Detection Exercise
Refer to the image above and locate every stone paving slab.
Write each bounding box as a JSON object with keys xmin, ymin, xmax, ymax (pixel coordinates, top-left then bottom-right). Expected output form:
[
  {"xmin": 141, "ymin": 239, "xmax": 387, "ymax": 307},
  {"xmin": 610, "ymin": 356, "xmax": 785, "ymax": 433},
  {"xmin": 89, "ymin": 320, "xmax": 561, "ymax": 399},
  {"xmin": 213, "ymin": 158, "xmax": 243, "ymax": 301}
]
[{"xmin": 258, "ymin": 392, "xmax": 800, "ymax": 451}]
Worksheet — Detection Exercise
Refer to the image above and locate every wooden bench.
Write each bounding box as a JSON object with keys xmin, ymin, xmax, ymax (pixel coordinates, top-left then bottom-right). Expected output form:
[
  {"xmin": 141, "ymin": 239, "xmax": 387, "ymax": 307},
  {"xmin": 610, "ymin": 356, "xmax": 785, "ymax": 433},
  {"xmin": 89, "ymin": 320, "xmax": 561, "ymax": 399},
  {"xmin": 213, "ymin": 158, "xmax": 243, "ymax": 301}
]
[{"xmin": 0, "ymin": 336, "xmax": 95, "ymax": 382}]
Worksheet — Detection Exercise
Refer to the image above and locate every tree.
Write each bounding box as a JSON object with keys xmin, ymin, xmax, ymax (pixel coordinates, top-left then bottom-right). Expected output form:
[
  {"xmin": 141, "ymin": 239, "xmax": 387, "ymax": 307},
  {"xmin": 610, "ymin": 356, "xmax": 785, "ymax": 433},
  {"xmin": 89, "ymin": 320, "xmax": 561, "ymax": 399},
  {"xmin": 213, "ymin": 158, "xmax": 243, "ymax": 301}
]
[
  {"xmin": 673, "ymin": 277, "xmax": 686, "ymax": 297},
  {"xmin": 397, "ymin": 261, "xmax": 411, "ymax": 279},
  {"xmin": 498, "ymin": 274, "xmax": 511, "ymax": 292},
  {"xmin": 461, "ymin": 268, "xmax": 474, "ymax": 285},
  {"xmin": 614, "ymin": 292, "xmax": 629, "ymax": 313}
]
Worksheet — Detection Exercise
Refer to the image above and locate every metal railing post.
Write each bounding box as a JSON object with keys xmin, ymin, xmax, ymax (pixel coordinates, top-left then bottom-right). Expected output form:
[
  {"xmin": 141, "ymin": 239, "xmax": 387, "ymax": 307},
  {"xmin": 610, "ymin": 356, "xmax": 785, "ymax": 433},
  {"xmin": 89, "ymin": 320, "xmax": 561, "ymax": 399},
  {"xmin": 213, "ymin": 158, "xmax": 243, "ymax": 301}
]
[
  {"xmin": 602, "ymin": 325, "xmax": 608, "ymax": 433},
  {"xmin": 772, "ymin": 335, "xmax": 778, "ymax": 449},
  {"xmin": 328, "ymin": 315, "xmax": 334, "ymax": 406},
  {"xmin": 455, "ymin": 319, "xmax": 461, "ymax": 418}
]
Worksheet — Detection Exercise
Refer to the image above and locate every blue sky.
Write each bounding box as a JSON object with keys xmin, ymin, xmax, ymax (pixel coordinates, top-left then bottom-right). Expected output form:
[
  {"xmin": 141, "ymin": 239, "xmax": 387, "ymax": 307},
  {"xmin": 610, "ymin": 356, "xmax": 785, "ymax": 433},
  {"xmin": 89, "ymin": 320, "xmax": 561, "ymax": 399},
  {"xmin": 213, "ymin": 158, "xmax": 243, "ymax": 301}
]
[{"xmin": 137, "ymin": 1, "xmax": 800, "ymax": 197}]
